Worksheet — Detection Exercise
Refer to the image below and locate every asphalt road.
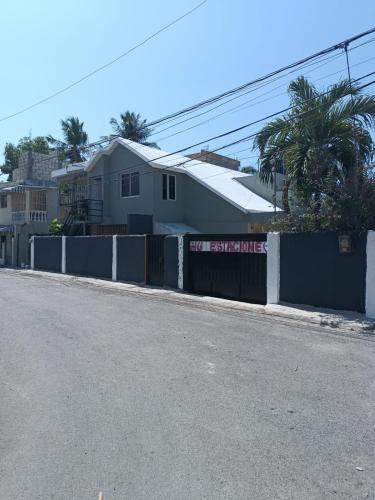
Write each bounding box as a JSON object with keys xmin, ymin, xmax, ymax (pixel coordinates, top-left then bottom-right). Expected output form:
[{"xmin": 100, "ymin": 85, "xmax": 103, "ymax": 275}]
[{"xmin": 0, "ymin": 270, "xmax": 374, "ymax": 500}]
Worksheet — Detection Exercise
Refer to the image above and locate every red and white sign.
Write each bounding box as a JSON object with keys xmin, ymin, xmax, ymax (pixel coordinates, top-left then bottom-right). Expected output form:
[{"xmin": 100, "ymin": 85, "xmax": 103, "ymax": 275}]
[{"xmin": 189, "ymin": 240, "xmax": 267, "ymax": 254}]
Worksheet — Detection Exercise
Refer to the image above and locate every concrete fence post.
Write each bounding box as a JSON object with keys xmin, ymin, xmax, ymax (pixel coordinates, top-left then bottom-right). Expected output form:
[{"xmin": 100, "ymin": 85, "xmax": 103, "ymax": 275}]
[
  {"xmin": 178, "ymin": 235, "xmax": 184, "ymax": 290},
  {"xmin": 366, "ymin": 230, "xmax": 375, "ymax": 318},
  {"xmin": 30, "ymin": 235, "xmax": 35, "ymax": 270},
  {"xmin": 267, "ymin": 232, "xmax": 280, "ymax": 304},
  {"xmin": 112, "ymin": 235, "xmax": 117, "ymax": 281},
  {"xmin": 61, "ymin": 236, "xmax": 66, "ymax": 274}
]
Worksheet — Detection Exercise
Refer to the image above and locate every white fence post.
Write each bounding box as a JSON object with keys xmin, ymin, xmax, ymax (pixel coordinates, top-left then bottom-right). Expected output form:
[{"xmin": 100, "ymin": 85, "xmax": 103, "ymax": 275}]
[
  {"xmin": 178, "ymin": 235, "xmax": 184, "ymax": 290},
  {"xmin": 366, "ymin": 230, "xmax": 375, "ymax": 318},
  {"xmin": 61, "ymin": 236, "xmax": 66, "ymax": 274},
  {"xmin": 30, "ymin": 236, "xmax": 35, "ymax": 270},
  {"xmin": 112, "ymin": 235, "xmax": 117, "ymax": 281},
  {"xmin": 267, "ymin": 232, "xmax": 280, "ymax": 304}
]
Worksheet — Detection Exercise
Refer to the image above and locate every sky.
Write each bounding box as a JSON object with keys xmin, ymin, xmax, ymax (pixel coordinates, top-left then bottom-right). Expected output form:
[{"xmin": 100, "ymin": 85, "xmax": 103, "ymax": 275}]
[{"xmin": 1, "ymin": 0, "xmax": 375, "ymax": 180}]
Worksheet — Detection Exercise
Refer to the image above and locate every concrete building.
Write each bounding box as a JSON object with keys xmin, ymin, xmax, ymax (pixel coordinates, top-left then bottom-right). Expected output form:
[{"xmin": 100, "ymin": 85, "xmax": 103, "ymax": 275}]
[
  {"xmin": 187, "ymin": 149, "xmax": 240, "ymax": 171},
  {"xmin": 0, "ymin": 151, "xmax": 58, "ymax": 267},
  {"xmin": 51, "ymin": 138, "xmax": 281, "ymax": 235}
]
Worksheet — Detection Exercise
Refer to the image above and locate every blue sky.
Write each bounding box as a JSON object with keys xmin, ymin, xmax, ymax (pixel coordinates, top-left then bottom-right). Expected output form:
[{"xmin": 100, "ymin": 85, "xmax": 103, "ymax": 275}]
[{"xmin": 1, "ymin": 0, "xmax": 375, "ymax": 179}]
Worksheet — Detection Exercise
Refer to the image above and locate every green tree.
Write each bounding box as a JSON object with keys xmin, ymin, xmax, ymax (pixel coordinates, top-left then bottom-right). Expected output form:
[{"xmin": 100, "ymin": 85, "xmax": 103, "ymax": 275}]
[
  {"xmin": 48, "ymin": 116, "xmax": 88, "ymax": 163},
  {"xmin": 0, "ymin": 136, "xmax": 51, "ymax": 180},
  {"xmin": 109, "ymin": 111, "xmax": 159, "ymax": 148},
  {"xmin": 241, "ymin": 165, "xmax": 257, "ymax": 174},
  {"xmin": 254, "ymin": 76, "xmax": 375, "ymax": 225}
]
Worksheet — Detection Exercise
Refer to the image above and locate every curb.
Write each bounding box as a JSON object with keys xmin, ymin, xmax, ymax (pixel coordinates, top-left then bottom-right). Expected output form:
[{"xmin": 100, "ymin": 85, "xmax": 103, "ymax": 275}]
[{"xmin": 3, "ymin": 268, "xmax": 375, "ymax": 336}]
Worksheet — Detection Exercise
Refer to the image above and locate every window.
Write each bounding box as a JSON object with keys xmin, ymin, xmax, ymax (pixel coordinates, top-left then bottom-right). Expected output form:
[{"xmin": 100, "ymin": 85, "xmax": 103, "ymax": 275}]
[
  {"xmin": 121, "ymin": 171, "xmax": 140, "ymax": 197},
  {"xmin": 31, "ymin": 190, "xmax": 47, "ymax": 211},
  {"xmin": 0, "ymin": 194, "xmax": 7, "ymax": 209},
  {"xmin": 162, "ymin": 174, "xmax": 176, "ymax": 201},
  {"xmin": 12, "ymin": 192, "xmax": 26, "ymax": 212}
]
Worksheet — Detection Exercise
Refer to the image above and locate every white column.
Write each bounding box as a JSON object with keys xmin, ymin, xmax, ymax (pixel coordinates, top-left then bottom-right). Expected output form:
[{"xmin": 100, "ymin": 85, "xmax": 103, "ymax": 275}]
[
  {"xmin": 366, "ymin": 230, "xmax": 375, "ymax": 318},
  {"xmin": 25, "ymin": 190, "xmax": 31, "ymax": 222},
  {"xmin": 112, "ymin": 235, "xmax": 117, "ymax": 281},
  {"xmin": 30, "ymin": 236, "xmax": 35, "ymax": 270},
  {"xmin": 267, "ymin": 232, "xmax": 280, "ymax": 304},
  {"xmin": 61, "ymin": 236, "xmax": 66, "ymax": 274},
  {"xmin": 178, "ymin": 235, "xmax": 184, "ymax": 290}
]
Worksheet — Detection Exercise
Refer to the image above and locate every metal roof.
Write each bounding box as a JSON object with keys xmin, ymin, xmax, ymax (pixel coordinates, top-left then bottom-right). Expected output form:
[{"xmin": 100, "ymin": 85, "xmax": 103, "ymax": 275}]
[{"xmin": 51, "ymin": 138, "xmax": 279, "ymax": 214}]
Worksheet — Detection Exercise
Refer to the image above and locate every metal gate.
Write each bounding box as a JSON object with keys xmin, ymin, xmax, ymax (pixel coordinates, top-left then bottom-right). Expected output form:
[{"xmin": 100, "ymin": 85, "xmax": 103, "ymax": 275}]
[
  {"xmin": 146, "ymin": 235, "xmax": 165, "ymax": 286},
  {"xmin": 187, "ymin": 234, "xmax": 267, "ymax": 304}
]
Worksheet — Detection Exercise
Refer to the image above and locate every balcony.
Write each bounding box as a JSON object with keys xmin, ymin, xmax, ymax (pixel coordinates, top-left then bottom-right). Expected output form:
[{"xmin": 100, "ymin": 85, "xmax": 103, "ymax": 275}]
[{"xmin": 12, "ymin": 210, "xmax": 48, "ymax": 223}]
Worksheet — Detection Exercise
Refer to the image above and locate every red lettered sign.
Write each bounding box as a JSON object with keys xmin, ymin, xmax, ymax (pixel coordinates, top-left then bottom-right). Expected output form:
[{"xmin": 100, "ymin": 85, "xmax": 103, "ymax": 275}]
[{"xmin": 189, "ymin": 240, "xmax": 267, "ymax": 253}]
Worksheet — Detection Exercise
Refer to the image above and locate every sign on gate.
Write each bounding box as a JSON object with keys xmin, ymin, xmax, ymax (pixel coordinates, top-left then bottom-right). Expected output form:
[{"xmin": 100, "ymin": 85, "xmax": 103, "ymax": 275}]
[{"xmin": 189, "ymin": 240, "xmax": 267, "ymax": 254}]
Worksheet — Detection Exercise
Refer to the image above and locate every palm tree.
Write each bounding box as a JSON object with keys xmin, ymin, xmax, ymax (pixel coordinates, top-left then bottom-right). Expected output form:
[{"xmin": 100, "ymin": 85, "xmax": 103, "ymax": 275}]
[
  {"xmin": 48, "ymin": 116, "xmax": 88, "ymax": 163},
  {"xmin": 253, "ymin": 76, "xmax": 375, "ymax": 213},
  {"xmin": 109, "ymin": 111, "xmax": 159, "ymax": 148}
]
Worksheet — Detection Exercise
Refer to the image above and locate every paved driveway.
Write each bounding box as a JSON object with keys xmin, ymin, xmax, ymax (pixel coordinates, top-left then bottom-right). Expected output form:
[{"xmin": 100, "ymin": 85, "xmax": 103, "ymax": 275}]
[{"xmin": 0, "ymin": 270, "xmax": 374, "ymax": 499}]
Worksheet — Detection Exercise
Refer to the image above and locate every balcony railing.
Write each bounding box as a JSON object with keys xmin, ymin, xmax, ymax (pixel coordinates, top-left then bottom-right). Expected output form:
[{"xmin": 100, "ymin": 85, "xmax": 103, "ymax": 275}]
[{"xmin": 12, "ymin": 210, "xmax": 48, "ymax": 223}]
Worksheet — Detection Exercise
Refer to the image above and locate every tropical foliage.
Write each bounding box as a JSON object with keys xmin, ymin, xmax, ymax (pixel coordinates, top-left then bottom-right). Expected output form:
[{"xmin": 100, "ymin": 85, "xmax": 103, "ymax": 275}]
[
  {"xmin": 254, "ymin": 76, "xmax": 375, "ymax": 231},
  {"xmin": 48, "ymin": 116, "xmax": 89, "ymax": 163},
  {"xmin": 109, "ymin": 111, "xmax": 159, "ymax": 148},
  {"xmin": 0, "ymin": 136, "xmax": 50, "ymax": 180}
]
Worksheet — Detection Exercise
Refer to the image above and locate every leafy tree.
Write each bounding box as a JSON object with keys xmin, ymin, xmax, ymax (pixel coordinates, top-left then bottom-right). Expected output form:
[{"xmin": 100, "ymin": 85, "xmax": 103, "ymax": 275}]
[
  {"xmin": 241, "ymin": 165, "xmax": 257, "ymax": 174},
  {"xmin": 49, "ymin": 218, "xmax": 62, "ymax": 235},
  {"xmin": 18, "ymin": 136, "xmax": 50, "ymax": 155},
  {"xmin": 48, "ymin": 116, "xmax": 88, "ymax": 163},
  {"xmin": 109, "ymin": 111, "xmax": 159, "ymax": 148},
  {"xmin": 0, "ymin": 136, "xmax": 51, "ymax": 180},
  {"xmin": 254, "ymin": 76, "xmax": 375, "ymax": 227}
]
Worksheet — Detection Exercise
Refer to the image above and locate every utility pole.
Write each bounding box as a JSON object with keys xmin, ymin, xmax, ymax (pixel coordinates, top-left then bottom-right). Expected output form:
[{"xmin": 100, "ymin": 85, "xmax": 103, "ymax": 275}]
[
  {"xmin": 271, "ymin": 159, "xmax": 277, "ymax": 219},
  {"xmin": 343, "ymin": 41, "xmax": 360, "ymax": 197}
]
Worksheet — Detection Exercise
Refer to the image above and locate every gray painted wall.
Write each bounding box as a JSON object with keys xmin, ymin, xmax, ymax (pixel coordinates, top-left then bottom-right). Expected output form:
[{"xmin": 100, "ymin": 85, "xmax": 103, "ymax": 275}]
[
  {"xmin": 88, "ymin": 144, "xmax": 185, "ymax": 226},
  {"xmin": 87, "ymin": 142, "xmax": 274, "ymax": 234}
]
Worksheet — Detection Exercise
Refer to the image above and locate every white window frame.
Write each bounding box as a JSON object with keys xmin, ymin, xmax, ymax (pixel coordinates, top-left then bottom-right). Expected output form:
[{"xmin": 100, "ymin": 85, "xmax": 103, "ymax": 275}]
[
  {"xmin": 162, "ymin": 174, "xmax": 176, "ymax": 201},
  {"xmin": 120, "ymin": 171, "xmax": 140, "ymax": 198}
]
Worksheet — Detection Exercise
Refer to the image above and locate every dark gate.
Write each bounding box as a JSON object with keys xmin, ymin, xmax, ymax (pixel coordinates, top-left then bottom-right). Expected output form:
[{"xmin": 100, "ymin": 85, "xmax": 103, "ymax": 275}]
[
  {"xmin": 146, "ymin": 235, "xmax": 165, "ymax": 286},
  {"xmin": 187, "ymin": 234, "xmax": 267, "ymax": 304}
]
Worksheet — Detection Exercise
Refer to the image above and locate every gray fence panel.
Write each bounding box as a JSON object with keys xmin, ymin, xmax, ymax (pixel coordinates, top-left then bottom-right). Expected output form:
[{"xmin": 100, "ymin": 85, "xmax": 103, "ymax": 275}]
[
  {"xmin": 34, "ymin": 236, "xmax": 62, "ymax": 272},
  {"xmin": 164, "ymin": 236, "xmax": 178, "ymax": 288},
  {"xmin": 66, "ymin": 236, "xmax": 112, "ymax": 279},
  {"xmin": 280, "ymin": 232, "xmax": 366, "ymax": 312},
  {"xmin": 117, "ymin": 236, "xmax": 145, "ymax": 283}
]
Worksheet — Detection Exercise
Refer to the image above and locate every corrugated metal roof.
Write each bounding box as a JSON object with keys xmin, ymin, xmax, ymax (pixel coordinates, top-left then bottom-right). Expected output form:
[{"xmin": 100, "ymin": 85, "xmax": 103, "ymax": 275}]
[
  {"xmin": 116, "ymin": 139, "xmax": 277, "ymax": 214},
  {"xmin": 51, "ymin": 138, "xmax": 279, "ymax": 214}
]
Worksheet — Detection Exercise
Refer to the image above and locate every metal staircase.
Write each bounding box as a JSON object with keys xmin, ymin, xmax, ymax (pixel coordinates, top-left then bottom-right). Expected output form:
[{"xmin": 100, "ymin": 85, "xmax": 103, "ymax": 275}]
[{"xmin": 61, "ymin": 199, "xmax": 103, "ymax": 236}]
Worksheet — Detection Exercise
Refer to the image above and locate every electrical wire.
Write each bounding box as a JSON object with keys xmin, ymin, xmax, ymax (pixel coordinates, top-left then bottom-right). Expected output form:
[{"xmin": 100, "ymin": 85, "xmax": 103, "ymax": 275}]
[
  {"xmin": 80, "ymin": 73, "xmax": 375, "ymax": 184},
  {"xmin": 0, "ymin": 0, "xmax": 209, "ymax": 123},
  {"xmin": 40, "ymin": 28, "xmax": 375, "ymax": 156},
  {"xmin": 17, "ymin": 69, "xmax": 375, "ymax": 181}
]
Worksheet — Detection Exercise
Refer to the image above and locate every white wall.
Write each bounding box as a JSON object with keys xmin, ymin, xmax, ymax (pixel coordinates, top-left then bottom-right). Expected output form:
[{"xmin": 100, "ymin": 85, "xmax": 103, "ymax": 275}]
[
  {"xmin": 366, "ymin": 231, "xmax": 375, "ymax": 318},
  {"xmin": 267, "ymin": 232, "xmax": 280, "ymax": 304},
  {"xmin": 0, "ymin": 193, "xmax": 11, "ymax": 225}
]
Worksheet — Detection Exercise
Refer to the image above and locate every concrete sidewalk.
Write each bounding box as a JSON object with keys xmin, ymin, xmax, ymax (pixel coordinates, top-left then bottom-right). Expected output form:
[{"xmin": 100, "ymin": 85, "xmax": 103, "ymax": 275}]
[{"xmin": 2, "ymin": 267, "xmax": 375, "ymax": 336}]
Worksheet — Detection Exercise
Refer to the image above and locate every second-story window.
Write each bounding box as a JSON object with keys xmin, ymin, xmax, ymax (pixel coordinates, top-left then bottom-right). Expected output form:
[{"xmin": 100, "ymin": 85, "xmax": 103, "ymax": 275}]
[
  {"xmin": 162, "ymin": 174, "xmax": 176, "ymax": 201},
  {"xmin": 31, "ymin": 190, "xmax": 47, "ymax": 211},
  {"xmin": 0, "ymin": 194, "xmax": 7, "ymax": 208},
  {"xmin": 121, "ymin": 171, "xmax": 140, "ymax": 198}
]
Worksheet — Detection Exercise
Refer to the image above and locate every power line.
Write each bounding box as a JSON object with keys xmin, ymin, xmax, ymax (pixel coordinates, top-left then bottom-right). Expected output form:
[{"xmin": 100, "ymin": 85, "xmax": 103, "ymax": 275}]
[
  {"xmin": 84, "ymin": 73, "xmax": 375, "ymax": 184},
  {"xmin": 15, "ymin": 63, "xmax": 375, "ymax": 183},
  {"xmin": 32, "ymin": 27, "xmax": 375, "ymax": 157},
  {"xmin": 63, "ymin": 30, "xmax": 375, "ymax": 152},
  {"xmin": 18, "ymin": 69, "xmax": 375, "ymax": 180},
  {"xmin": 144, "ymin": 26, "xmax": 375, "ymax": 129},
  {"xmin": 0, "ymin": 0, "xmax": 209, "ymax": 123},
  {"xmin": 150, "ymin": 51, "xmax": 345, "ymax": 138},
  {"xmin": 154, "ymin": 49, "xmax": 375, "ymax": 143}
]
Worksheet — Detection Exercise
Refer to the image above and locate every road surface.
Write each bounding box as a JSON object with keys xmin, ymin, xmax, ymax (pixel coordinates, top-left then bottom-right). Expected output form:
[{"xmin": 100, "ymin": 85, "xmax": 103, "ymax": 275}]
[{"xmin": 0, "ymin": 269, "xmax": 374, "ymax": 499}]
